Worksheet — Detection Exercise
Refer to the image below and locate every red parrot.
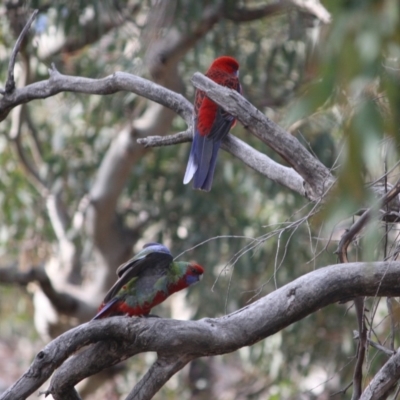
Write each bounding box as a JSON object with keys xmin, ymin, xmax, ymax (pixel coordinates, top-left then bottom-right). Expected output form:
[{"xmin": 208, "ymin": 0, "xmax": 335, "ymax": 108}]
[
  {"xmin": 92, "ymin": 243, "xmax": 204, "ymax": 319},
  {"xmin": 183, "ymin": 56, "xmax": 242, "ymax": 191}
]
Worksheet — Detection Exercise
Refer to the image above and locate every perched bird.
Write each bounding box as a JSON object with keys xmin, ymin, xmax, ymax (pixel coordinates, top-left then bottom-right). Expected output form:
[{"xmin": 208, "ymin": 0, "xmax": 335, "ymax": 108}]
[
  {"xmin": 92, "ymin": 243, "xmax": 204, "ymax": 320},
  {"xmin": 184, "ymin": 56, "xmax": 242, "ymax": 191}
]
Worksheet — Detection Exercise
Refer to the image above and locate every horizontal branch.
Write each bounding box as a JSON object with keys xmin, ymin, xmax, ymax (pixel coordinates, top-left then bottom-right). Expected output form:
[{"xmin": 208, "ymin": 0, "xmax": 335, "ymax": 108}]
[
  {"xmin": 0, "ymin": 61, "xmax": 323, "ymax": 200},
  {"xmin": 3, "ymin": 261, "xmax": 400, "ymax": 400},
  {"xmin": 222, "ymin": 134, "xmax": 305, "ymax": 196},
  {"xmin": 0, "ymin": 65, "xmax": 193, "ymax": 124},
  {"xmin": 137, "ymin": 129, "xmax": 192, "ymax": 147},
  {"xmin": 191, "ymin": 73, "xmax": 334, "ymax": 200},
  {"xmin": 226, "ymin": 0, "xmax": 331, "ymax": 24},
  {"xmin": 138, "ymin": 131, "xmax": 306, "ymax": 197}
]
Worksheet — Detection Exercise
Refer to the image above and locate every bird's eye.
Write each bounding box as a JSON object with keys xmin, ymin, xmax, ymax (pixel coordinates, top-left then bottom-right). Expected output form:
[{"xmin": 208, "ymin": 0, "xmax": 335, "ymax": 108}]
[{"xmin": 191, "ymin": 267, "xmax": 197, "ymax": 274}]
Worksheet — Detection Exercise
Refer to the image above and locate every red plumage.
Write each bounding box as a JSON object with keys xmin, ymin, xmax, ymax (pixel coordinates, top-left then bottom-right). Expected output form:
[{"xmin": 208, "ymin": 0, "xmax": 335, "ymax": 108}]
[
  {"xmin": 91, "ymin": 243, "xmax": 204, "ymax": 320},
  {"xmin": 184, "ymin": 56, "xmax": 241, "ymax": 191}
]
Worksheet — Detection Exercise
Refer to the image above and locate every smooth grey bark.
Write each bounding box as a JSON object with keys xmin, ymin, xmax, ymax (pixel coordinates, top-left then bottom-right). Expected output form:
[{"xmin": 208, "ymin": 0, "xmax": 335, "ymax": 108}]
[
  {"xmin": 2, "ymin": 261, "xmax": 400, "ymax": 400},
  {"xmin": 360, "ymin": 349, "xmax": 400, "ymax": 400},
  {"xmin": 191, "ymin": 73, "xmax": 335, "ymax": 200},
  {"xmin": 0, "ymin": 67, "xmax": 313, "ymax": 200}
]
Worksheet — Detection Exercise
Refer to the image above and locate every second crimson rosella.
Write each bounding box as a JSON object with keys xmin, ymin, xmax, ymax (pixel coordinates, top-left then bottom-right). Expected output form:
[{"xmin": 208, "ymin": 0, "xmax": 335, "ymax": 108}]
[
  {"xmin": 183, "ymin": 56, "xmax": 242, "ymax": 191},
  {"xmin": 92, "ymin": 243, "xmax": 204, "ymax": 319}
]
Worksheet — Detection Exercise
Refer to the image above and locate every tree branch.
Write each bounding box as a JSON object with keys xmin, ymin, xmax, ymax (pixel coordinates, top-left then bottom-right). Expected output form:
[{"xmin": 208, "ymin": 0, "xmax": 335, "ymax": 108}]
[
  {"xmin": 0, "ymin": 65, "xmax": 193, "ymax": 124},
  {"xmin": 2, "ymin": 9, "xmax": 38, "ymax": 94},
  {"xmin": 338, "ymin": 179, "xmax": 400, "ymax": 264},
  {"xmin": 360, "ymin": 348, "xmax": 400, "ymax": 400},
  {"xmin": 222, "ymin": 134, "xmax": 305, "ymax": 196},
  {"xmin": 191, "ymin": 73, "xmax": 334, "ymax": 200},
  {"xmin": 137, "ymin": 129, "xmax": 192, "ymax": 147},
  {"xmin": 138, "ymin": 131, "xmax": 306, "ymax": 197},
  {"xmin": 3, "ymin": 261, "xmax": 400, "ymax": 400},
  {"xmin": 0, "ymin": 65, "xmax": 312, "ymax": 200},
  {"xmin": 126, "ymin": 355, "xmax": 194, "ymax": 400},
  {"xmin": 226, "ymin": 0, "xmax": 331, "ymax": 24},
  {"xmin": 226, "ymin": 2, "xmax": 288, "ymax": 22}
]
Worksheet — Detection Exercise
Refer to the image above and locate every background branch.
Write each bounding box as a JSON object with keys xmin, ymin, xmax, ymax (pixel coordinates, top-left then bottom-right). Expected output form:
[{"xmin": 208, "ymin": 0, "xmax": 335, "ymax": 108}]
[
  {"xmin": 3, "ymin": 9, "xmax": 37, "ymax": 94},
  {"xmin": 0, "ymin": 266, "xmax": 88, "ymax": 317}
]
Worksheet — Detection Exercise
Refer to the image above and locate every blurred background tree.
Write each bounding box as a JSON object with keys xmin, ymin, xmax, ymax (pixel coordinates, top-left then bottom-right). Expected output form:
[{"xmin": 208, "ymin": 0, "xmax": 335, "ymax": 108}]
[{"xmin": 0, "ymin": 0, "xmax": 399, "ymax": 399}]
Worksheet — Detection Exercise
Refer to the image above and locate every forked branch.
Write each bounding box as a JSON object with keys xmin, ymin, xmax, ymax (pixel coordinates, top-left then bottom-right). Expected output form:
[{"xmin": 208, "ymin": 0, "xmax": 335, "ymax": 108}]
[{"xmin": 3, "ymin": 261, "xmax": 400, "ymax": 400}]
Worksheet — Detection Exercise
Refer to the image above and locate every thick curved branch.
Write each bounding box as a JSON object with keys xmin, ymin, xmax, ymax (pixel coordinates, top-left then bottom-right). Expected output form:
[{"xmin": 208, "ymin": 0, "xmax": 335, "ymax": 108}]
[
  {"xmin": 4, "ymin": 261, "xmax": 400, "ymax": 400},
  {"xmin": 191, "ymin": 73, "xmax": 334, "ymax": 200},
  {"xmin": 0, "ymin": 65, "xmax": 193, "ymax": 124}
]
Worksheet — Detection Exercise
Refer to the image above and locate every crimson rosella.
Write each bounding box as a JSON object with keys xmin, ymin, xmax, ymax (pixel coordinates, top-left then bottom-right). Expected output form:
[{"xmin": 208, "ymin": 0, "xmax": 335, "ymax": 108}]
[
  {"xmin": 92, "ymin": 243, "xmax": 204, "ymax": 319},
  {"xmin": 183, "ymin": 56, "xmax": 242, "ymax": 191}
]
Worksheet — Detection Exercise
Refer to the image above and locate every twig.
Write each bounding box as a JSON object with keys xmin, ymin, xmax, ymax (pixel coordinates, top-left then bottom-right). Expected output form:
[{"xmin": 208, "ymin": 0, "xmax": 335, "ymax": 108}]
[
  {"xmin": 353, "ymin": 330, "xmax": 395, "ymax": 356},
  {"xmin": 383, "ymin": 146, "xmax": 396, "ymax": 351},
  {"xmin": 137, "ymin": 129, "xmax": 192, "ymax": 147},
  {"xmin": 4, "ymin": 10, "xmax": 38, "ymax": 94},
  {"xmin": 338, "ymin": 179, "xmax": 400, "ymax": 262}
]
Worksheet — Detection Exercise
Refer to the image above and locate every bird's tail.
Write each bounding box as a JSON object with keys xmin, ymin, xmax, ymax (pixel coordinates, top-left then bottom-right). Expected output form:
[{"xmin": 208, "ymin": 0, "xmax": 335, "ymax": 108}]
[{"xmin": 184, "ymin": 130, "xmax": 221, "ymax": 191}]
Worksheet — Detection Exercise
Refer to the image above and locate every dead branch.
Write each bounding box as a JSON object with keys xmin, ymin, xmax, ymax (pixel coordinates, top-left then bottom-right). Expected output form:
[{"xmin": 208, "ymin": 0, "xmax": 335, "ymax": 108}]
[
  {"xmin": 0, "ymin": 64, "xmax": 314, "ymax": 199},
  {"xmin": 360, "ymin": 348, "xmax": 400, "ymax": 400},
  {"xmin": 191, "ymin": 73, "xmax": 334, "ymax": 200},
  {"xmin": 227, "ymin": 0, "xmax": 331, "ymax": 24},
  {"xmin": 0, "ymin": 64, "xmax": 193, "ymax": 124},
  {"xmin": 2, "ymin": 10, "xmax": 38, "ymax": 94},
  {"xmin": 138, "ymin": 131, "xmax": 306, "ymax": 197},
  {"xmin": 137, "ymin": 129, "xmax": 192, "ymax": 147},
  {"xmin": 3, "ymin": 261, "xmax": 400, "ymax": 400}
]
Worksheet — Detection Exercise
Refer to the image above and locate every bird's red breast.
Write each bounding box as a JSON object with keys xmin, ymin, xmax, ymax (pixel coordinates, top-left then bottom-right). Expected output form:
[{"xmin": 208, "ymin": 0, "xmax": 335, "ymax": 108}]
[{"xmin": 96, "ymin": 288, "xmax": 170, "ymax": 318}]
